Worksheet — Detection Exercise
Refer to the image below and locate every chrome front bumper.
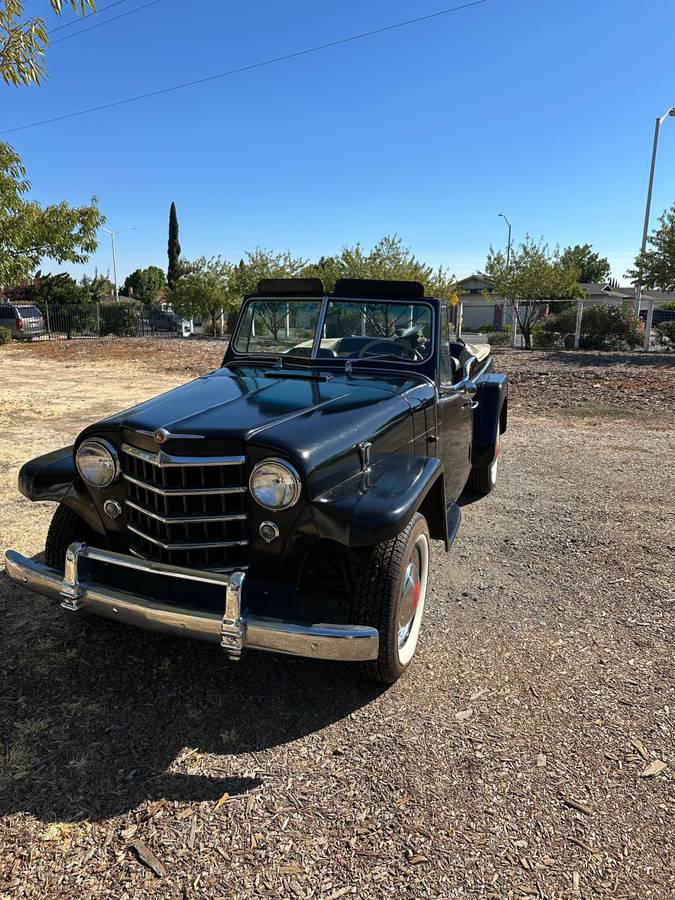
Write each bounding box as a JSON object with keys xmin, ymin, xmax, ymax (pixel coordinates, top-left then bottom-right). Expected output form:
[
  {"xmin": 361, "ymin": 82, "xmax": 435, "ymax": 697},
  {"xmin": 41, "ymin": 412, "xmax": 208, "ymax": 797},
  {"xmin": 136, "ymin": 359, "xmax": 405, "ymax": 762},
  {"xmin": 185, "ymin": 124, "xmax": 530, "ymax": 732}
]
[{"xmin": 4, "ymin": 543, "xmax": 379, "ymax": 662}]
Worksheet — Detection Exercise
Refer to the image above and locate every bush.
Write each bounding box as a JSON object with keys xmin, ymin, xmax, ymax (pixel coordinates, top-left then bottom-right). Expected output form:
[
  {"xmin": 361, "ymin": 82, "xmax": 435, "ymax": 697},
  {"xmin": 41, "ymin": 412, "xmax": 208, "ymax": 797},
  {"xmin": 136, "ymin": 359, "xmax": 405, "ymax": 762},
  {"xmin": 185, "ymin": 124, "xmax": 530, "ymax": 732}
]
[
  {"xmin": 656, "ymin": 320, "xmax": 675, "ymax": 345},
  {"xmin": 0, "ymin": 326, "xmax": 11, "ymax": 346},
  {"xmin": 475, "ymin": 322, "xmax": 495, "ymax": 332},
  {"xmin": 487, "ymin": 330, "xmax": 511, "ymax": 347},
  {"xmin": 98, "ymin": 301, "xmax": 141, "ymax": 337},
  {"xmin": 538, "ymin": 304, "xmax": 641, "ymax": 349}
]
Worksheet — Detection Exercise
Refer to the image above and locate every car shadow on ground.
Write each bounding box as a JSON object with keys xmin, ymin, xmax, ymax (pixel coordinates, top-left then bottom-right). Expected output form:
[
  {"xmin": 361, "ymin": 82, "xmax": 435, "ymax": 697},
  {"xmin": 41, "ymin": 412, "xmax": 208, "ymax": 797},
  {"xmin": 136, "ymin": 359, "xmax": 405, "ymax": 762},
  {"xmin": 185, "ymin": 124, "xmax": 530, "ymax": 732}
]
[{"xmin": 0, "ymin": 569, "xmax": 383, "ymax": 824}]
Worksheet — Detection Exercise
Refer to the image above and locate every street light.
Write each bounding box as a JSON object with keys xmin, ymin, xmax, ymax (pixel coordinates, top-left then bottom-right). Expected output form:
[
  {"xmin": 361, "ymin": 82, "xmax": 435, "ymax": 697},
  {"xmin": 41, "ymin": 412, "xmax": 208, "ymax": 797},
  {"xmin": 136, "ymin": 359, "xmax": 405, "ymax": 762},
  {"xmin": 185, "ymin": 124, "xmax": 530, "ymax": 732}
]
[
  {"xmin": 102, "ymin": 226, "xmax": 135, "ymax": 301},
  {"xmin": 498, "ymin": 212, "xmax": 515, "ymax": 344},
  {"xmin": 635, "ymin": 107, "xmax": 675, "ymax": 324},
  {"xmin": 498, "ymin": 211, "xmax": 512, "ymax": 266}
]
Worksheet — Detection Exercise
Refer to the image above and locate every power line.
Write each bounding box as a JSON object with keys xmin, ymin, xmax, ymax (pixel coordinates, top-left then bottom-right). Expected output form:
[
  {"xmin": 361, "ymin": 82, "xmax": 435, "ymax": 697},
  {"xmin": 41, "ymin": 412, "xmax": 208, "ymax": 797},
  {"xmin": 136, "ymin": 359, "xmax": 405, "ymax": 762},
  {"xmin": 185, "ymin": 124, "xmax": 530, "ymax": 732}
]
[
  {"xmin": 49, "ymin": 0, "xmax": 136, "ymax": 34},
  {"xmin": 51, "ymin": 0, "xmax": 165, "ymax": 45},
  {"xmin": 3, "ymin": 0, "xmax": 488, "ymax": 135}
]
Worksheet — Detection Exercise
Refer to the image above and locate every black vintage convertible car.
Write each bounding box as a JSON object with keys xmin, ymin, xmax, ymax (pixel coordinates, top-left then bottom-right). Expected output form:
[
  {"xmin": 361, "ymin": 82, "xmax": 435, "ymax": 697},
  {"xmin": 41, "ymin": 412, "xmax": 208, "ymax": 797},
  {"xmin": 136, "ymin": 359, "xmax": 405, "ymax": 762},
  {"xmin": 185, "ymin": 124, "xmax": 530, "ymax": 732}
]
[{"xmin": 5, "ymin": 278, "xmax": 508, "ymax": 683}]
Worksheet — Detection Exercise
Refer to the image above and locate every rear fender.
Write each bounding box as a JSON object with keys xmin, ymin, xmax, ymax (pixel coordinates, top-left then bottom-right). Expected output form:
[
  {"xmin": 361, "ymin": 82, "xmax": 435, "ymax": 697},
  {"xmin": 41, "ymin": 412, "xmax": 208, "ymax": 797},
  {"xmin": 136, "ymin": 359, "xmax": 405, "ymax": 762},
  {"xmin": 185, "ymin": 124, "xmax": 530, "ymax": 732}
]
[
  {"xmin": 472, "ymin": 374, "xmax": 508, "ymax": 468},
  {"xmin": 310, "ymin": 455, "xmax": 450, "ymax": 548}
]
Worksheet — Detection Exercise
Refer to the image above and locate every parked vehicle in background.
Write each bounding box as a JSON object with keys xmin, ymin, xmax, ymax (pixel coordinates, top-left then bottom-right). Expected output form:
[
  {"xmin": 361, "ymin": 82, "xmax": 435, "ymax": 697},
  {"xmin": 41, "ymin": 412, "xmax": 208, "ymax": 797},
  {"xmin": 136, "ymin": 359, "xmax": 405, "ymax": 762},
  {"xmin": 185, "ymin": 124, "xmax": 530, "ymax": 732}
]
[
  {"xmin": 146, "ymin": 309, "xmax": 193, "ymax": 337},
  {"xmin": 0, "ymin": 302, "xmax": 45, "ymax": 339},
  {"xmin": 5, "ymin": 278, "xmax": 508, "ymax": 683}
]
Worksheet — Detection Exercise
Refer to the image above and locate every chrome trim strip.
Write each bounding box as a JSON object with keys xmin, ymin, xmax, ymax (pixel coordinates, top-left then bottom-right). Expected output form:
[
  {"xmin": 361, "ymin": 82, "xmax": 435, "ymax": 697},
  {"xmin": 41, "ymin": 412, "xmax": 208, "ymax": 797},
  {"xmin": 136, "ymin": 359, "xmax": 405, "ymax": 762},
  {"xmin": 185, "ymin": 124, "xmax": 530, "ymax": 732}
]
[
  {"xmin": 122, "ymin": 443, "xmax": 246, "ymax": 468},
  {"xmin": 125, "ymin": 499, "xmax": 247, "ymax": 525},
  {"xmin": 122, "ymin": 473, "xmax": 247, "ymax": 497},
  {"xmin": 127, "ymin": 523, "xmax": 249, "ymax": 552},
  {"xmin": 4, "ymin": 550, "xmax": 379, "ymax": 662},
  {"xmin": 132, "ymin": 429, "xmax": 204, "ymax": 441}
]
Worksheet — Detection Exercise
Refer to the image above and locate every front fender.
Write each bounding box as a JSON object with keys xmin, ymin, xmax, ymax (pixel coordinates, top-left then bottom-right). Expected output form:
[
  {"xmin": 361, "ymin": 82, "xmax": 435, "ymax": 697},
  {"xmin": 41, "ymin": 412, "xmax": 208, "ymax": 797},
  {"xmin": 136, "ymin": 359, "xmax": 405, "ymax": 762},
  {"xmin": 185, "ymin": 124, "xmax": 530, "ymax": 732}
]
[
  {"xmin": 18, "ymin": 445, "xmax": 108, "ymax": 540},
  {"xmin": 310, "ymin": 455, "xmax": 446, "ymax": 548},
  {"xmin": 18, "ymin": 446, "xmax": 75, "ymax": 502}
]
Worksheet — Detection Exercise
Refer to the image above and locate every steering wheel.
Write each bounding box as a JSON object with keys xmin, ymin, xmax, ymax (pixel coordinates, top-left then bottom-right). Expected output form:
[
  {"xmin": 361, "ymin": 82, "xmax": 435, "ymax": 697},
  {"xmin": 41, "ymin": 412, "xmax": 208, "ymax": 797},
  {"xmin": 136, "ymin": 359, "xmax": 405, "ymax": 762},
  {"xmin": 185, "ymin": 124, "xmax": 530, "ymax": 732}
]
[{"xmin": 356, "ymin": 338, "xmax": 424, "ymax": 361}]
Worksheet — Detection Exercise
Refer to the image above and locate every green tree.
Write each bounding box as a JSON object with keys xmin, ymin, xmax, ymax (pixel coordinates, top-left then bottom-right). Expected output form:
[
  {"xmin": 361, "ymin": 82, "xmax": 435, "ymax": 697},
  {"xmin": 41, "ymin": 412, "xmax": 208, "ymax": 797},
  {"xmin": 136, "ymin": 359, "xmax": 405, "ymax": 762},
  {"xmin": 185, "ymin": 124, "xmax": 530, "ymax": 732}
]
[
  {"xmin": 1, "ymin": 1, "xmax": 95, "ymax": 86},
  {"xmin": 122, "ymin": 265, "xmax": 166, "ymax": 305},
  {"xmin": 0, "ymin": 142, "xmax": 103, "ymax": 285},
  {"xmin": 560, "ymin": 243, "xmax": 611, "ymax": 283},
  {"xmin": 228, "ymin": 247, "xmax": 307, "ymax": 299},
  {"xmin": 303, "ymin": 235, "xmax": 456, "ymax": 298},
  {"xmin": 169, "ymin": 256, "xmax": 232, "ymax": 336},
  {"xmin": 485, "ymin": 237, "xmax": 582, "ymax": 349},
  {"xmin": 30, "ymin": 271, "xmax": 86, "ymax": 305},
  {"xmin": 167, "ymin": 201, "xmax": 181, "ymax": 289},
  {"xmin": 627, "ymin": 203, "xmax": 675, "ymax": 291},
  {"xmin": 80, "ymin": 269, "xmax": 113, "ymax": 301}
]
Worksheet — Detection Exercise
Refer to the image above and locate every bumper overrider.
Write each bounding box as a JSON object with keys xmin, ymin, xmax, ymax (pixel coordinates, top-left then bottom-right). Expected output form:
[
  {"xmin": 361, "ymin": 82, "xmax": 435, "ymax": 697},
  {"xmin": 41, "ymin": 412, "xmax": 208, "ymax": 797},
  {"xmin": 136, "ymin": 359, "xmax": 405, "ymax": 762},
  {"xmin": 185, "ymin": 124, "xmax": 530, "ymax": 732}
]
[{"xmin": 4, "ymin": 543, "xmax": 379, "ymax": 662}]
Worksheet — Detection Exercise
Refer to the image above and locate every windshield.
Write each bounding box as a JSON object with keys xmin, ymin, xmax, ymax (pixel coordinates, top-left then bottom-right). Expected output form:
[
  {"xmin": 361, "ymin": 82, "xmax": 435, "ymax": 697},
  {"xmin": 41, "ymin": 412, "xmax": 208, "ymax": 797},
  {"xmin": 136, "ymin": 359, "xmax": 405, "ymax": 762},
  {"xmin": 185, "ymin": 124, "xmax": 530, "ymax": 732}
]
[
  {"xmin": 233, "ymin": 297, "xmax": 433, "ymax": 363},
  {"xmin": 233, "ymin": 299, "xmax": 323, "ymax": 355}
]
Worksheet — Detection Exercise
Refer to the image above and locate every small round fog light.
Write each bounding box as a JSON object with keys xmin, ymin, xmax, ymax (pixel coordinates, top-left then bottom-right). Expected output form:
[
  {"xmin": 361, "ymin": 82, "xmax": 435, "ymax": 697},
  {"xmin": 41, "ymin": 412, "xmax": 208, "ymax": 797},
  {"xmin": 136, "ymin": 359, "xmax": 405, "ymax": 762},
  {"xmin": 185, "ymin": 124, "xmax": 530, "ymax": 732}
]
[
  {"xmin": 259, "ymin": 521, "xmax": 279, "ymax": 543},
  {"xmin": 103, "ymin": 499, "xmax": 122, "ymax": 520}
]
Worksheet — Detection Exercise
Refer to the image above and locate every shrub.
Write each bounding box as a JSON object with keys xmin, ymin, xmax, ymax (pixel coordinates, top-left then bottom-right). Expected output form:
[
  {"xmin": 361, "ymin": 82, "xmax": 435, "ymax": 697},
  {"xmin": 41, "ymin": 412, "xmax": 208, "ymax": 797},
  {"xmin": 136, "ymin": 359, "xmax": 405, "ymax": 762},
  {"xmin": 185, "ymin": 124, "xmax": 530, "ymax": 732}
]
[
  {"xmin": 538, "ymin": 304, "xmax": 641, "ymax": 349},
  {"xmin": 99, "ymin": 301, "xmax": 141, "ymax": 337},
  {"xmin": 487, "ymin": 330, "xmax": 511, "ymax": 347},
  {"xmin": 656, "ymin": 320, "xmax": 675, "ymax": 345},
  {"xmin": 0, "ymin": 326, "xmax": 11, "ymax": 346},
  {"xmin": 475, "ymin": 322, "xmax": 495, "ymax": 332}
]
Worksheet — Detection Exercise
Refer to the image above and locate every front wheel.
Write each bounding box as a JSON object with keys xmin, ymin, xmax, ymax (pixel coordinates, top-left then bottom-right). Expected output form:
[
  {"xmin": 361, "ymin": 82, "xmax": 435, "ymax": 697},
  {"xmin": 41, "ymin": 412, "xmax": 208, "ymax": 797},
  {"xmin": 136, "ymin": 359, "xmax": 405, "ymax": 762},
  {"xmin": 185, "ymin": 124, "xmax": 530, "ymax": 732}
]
[
  {"xmin": 350, "ymin": 513, "xmax": 430, "ymax": 683},
  {"xmin": 45, "ymin": 503, "xmax": 96, "ymax": 571}
]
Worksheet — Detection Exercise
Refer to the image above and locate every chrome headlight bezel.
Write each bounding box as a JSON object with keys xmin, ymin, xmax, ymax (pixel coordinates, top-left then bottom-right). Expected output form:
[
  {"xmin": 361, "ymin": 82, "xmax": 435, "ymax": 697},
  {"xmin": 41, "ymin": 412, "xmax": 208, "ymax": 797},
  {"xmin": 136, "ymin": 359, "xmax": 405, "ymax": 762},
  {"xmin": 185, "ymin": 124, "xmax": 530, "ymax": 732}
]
[
  {"xmin": 249, "ymin": 458, "xmax": 301, "ymax": 511},
  {"xmin": 75, "ymin": 438, "xmax": 120, "ymax": 488}
]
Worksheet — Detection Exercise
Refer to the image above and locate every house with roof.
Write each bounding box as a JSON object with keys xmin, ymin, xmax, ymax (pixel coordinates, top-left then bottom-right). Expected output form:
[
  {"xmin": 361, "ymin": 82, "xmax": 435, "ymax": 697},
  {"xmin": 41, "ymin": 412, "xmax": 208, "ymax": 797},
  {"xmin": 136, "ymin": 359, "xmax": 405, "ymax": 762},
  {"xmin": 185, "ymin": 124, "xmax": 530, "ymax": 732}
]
[{"xmin": 456, "ymin": 274, "xmax": 675, "ymax": 330}]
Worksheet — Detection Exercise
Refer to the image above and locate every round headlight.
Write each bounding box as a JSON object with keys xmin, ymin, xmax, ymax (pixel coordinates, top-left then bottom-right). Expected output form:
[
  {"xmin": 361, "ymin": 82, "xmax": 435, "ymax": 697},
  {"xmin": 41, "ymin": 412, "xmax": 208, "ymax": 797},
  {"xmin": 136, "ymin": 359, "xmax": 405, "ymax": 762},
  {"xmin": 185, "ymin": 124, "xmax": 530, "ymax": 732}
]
[
  {"xmin": 249, "ymin": 459, "xmax": 301, "ymax": 510},
  {"xmin": 76, "ymin": 439, "xmax": 120, "ymax": 488}
]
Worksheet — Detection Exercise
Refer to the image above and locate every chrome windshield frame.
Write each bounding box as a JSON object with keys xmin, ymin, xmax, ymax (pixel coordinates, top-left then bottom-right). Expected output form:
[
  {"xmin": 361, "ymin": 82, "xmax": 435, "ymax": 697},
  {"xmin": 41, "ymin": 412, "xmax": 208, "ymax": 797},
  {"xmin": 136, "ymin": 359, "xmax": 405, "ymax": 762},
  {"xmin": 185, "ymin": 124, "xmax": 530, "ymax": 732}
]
[{"xmin": 228, "ymin": 294, "xmax": 435, "ymax": 369}]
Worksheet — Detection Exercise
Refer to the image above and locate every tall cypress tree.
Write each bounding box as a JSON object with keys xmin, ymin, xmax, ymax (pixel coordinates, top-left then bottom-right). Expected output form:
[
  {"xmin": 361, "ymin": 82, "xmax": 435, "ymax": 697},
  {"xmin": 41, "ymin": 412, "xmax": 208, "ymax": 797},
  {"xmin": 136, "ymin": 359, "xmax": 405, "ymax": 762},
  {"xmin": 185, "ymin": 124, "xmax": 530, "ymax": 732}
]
[{"xmin": 167, "ymin": 201, "xmax": 181, "ymax": 289}]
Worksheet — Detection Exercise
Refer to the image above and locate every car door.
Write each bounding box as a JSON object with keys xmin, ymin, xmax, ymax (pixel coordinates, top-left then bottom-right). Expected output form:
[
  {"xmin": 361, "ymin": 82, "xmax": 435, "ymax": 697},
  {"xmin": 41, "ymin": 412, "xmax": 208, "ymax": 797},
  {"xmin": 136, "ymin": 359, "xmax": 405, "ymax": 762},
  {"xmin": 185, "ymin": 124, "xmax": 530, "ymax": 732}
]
[{"xmin": 436, "ymin": 305, "xmax": 473, "ymax": 501}]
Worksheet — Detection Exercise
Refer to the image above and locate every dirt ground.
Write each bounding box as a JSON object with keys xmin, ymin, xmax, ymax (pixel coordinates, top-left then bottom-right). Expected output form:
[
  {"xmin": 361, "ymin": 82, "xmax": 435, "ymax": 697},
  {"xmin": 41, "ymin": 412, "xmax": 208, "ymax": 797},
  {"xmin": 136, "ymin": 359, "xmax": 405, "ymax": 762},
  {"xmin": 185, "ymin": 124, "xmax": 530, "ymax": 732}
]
[{"xmin": 0, "ymin": 339, "xmax": 673, "ymax": 899}]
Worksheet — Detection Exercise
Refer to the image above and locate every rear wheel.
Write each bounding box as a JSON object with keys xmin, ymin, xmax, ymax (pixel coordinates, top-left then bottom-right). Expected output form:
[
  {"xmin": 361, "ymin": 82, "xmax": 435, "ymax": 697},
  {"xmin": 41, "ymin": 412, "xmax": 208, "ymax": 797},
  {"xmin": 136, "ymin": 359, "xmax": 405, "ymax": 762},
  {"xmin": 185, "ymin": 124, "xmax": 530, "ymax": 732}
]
[
  {"xmin": 350, "ymin": 513, "xmax": 430, "ymax": 683},
  {"xmin": 45, "ymin": 503, "xmax": 95, "ymax": 571}
]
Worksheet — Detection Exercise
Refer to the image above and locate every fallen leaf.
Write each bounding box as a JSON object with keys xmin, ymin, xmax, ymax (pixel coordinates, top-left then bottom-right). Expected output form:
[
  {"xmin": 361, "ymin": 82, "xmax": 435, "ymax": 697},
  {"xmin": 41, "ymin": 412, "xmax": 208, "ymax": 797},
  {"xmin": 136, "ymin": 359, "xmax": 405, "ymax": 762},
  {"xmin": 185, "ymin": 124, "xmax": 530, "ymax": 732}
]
[
  {"xmin": 130, "ymin": 838, "xmax": 166, "ymax": 878},
  {"xmin": 455, "ymin": 709, "xmax": 473, "ymax": 722},
  {"xmin": 121, "ymin": 824, "xmax": 137, "ymax": 840},
  {"xmin": 630, "ymin": 737, "xmax": 649, "ymax": 761},
  {"xmin": 214, "ymin": 791, "xmax": 230, "ymax": 810},
  {"xmin": 176, "ymin": 807, "xmax": 195, "ymax": 820},
  {"xmin": 641, "ymin": 759, "xmax": 667, "ymax": 778},
  {"xmin": 536, "ymin": 753, "xmax": 547, "ymax": 768},
  {"xmin": 409, "ymin": 855, "xmax": 429, "ymax": 865},
  {"xmin": 280, "ymin": 864, "xmax": 305, "ymax": 875}
]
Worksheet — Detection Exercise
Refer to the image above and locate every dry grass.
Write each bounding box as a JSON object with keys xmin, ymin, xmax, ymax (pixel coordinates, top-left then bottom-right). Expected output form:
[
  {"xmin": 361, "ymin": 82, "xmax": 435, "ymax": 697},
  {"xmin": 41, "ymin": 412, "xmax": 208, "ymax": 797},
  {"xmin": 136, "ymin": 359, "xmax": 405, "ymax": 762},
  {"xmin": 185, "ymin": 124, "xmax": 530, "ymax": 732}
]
[{"xmin": 0, "ymin": 339, "xmax": 673, "ymax": 898}]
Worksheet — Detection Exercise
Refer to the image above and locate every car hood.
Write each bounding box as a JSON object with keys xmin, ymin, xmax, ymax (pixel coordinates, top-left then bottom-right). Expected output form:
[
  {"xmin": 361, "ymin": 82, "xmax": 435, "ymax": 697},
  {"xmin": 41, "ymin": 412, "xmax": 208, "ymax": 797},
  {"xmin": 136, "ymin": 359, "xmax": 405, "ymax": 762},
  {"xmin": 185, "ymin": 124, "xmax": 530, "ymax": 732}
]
[{"xmin": 84, "ymin": 364, "xmax": 435, "ymax": 491}]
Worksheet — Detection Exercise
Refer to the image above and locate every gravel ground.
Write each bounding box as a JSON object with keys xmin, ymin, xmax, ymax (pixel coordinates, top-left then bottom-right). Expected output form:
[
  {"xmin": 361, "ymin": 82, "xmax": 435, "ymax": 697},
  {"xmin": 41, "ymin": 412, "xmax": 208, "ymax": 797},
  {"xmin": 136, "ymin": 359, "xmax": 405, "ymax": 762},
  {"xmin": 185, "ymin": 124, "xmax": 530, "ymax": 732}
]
[{"xmin": 0, "ymin": 339, "xmax": 673, "ymax": 899}]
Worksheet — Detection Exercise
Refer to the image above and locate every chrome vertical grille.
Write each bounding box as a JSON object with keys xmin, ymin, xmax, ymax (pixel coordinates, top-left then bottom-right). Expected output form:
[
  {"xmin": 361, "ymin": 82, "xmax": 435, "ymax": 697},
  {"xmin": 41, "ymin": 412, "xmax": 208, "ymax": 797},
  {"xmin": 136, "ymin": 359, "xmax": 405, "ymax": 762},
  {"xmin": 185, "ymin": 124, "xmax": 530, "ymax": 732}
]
[{"xmin": 120, "ymin": 443, "xmax": 250, "ymax": 571}]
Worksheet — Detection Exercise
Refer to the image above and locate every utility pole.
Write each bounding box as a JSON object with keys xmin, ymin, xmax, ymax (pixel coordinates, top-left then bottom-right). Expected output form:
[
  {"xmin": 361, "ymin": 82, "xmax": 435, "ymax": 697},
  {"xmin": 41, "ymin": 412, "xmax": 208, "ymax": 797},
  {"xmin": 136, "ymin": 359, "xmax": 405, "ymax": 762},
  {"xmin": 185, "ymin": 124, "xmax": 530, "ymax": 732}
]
[{"xmin": 102, "ymin": 226, "xmax": 135, "ymax": 301}]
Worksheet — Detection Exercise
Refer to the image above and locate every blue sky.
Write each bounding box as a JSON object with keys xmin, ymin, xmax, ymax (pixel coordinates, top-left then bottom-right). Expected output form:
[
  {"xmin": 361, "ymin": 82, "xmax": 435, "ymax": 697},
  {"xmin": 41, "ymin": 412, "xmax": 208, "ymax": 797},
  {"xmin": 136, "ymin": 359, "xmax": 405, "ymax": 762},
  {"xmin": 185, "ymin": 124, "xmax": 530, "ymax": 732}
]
[{"xmin": 5, "ymin": 0, "xmax": 675, "ymax": 284}]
